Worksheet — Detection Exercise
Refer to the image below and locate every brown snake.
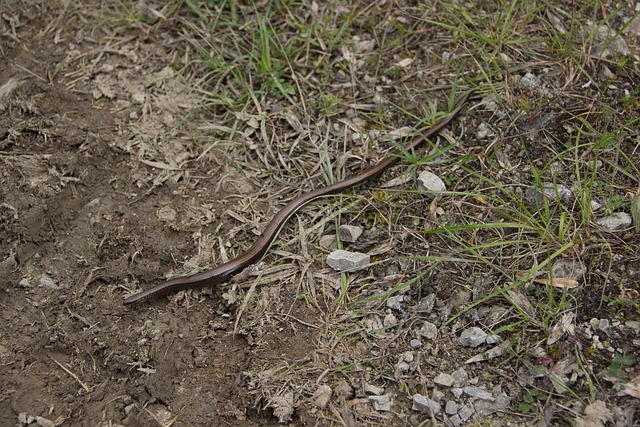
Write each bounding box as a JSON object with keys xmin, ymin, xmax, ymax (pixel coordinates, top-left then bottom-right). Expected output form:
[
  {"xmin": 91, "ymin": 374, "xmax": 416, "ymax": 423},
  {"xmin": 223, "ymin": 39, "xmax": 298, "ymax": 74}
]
[{"xmin": 123, "ymin": 92, "xmax": 471, "ymax": 304}]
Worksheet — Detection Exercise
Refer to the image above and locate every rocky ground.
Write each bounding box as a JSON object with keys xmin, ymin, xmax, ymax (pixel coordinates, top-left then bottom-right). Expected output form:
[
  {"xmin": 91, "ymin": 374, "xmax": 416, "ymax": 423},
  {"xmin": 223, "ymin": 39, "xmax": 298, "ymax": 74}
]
[{"xmin": 1, "ymin": 1, "xmax": 639, "ymax": 426}]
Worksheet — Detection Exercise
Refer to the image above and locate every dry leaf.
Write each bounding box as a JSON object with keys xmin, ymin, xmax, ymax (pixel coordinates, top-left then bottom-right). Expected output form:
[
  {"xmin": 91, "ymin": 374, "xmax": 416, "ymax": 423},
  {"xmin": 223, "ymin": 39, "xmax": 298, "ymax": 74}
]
[
  {"xmin": 622, "ymin": 376, "xmax": 640, "ymax": 398},
  {"xmin": 395, "ymin": 58, "xmax": 414, "ymax": 68},
  {"xmin": 547, "ymin": 312, "xmax": 576, "ymax": 346},
  {"xmin": 575, "ymin": 400, "xmax": 612, "ymax": 427},
  {"xmin": 534, "ymin": 277, "xmax": 579, "ymax": 289}
]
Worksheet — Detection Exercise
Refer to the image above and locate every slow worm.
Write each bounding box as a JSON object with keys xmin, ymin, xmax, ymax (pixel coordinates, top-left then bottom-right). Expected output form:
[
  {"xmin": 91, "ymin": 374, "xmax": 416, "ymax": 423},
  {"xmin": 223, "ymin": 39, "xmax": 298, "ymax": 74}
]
[{"xmin": 123, "ymin": 92, "xmax": 471, "ymax": 304}]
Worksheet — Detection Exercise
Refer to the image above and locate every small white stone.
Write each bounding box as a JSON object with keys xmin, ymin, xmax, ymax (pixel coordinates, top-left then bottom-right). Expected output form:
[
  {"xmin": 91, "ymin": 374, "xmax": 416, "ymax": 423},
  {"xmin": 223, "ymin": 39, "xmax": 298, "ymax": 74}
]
[
  {"xmin": 596, "ymin": 212, "xmax": 632, "ymax": 230},
  {"xmin": 416, "ymin": 171, "xmax": 446, "ymax": 199},
  {"xmin": 326, "ymin": 250, "xmax": 370, "ymax": 271}
]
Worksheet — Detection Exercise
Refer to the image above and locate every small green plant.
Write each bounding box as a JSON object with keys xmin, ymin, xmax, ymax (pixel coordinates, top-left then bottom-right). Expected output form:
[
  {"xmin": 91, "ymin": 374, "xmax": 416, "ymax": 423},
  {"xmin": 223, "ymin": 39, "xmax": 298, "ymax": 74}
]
[
  {"xmin": 607, "ymin": 354, "xmax": 636, "ymax": 383},
  {"xmin": 519, "ymin": 388, "xmax": 547, "ymax": 414}
]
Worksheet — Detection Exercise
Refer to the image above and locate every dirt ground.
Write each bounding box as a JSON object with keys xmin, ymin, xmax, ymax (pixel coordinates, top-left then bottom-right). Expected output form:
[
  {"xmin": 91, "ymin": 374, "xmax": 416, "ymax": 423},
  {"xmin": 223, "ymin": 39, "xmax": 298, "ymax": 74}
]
[{"xmin": 1, "ymin": 1, "xmax": 639, "ymax": 426}]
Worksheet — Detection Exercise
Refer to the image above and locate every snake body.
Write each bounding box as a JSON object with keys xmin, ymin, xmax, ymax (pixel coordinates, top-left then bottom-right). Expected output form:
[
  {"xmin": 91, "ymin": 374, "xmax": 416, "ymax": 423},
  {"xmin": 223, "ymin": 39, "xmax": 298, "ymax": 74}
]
[{"xmin": 123, "ymin": 93, "xmax": 470, "ymax": 304}]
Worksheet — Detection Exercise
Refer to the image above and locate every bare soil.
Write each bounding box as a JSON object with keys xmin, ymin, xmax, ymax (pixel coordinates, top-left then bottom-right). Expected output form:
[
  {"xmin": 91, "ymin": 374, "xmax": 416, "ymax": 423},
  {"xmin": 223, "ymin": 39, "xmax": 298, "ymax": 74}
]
[{"xmin": 1, "ymin": 1, "xmax": 639, "ymax": 427}]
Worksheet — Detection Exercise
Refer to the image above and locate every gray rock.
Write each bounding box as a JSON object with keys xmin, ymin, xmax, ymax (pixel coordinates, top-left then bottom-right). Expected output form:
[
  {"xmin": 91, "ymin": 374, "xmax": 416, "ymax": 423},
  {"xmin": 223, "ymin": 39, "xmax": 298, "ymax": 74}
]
[
  {"xmin": 445, "ymin": 400, "xmax": 458, "ymax": 415},
  {"xmin": 451, "ymin": 368, "xmax": 469, "ymax": 387},
  {"xmin": 417, "ymin": 171, "xmax": 446, "ymax": 199},
  {"xmin": 409, "ymin": 339, "xmax": 423, "ymax": 349},
  {"xmin": 458, "ymin": 327, "xmax": 487, "ymax": 348},
  {"xmin": 386, "ymin": 295, "xmax": 403, "ymax": 311},
  {"xmin": 518, "ymin": 72, "xmax": 542, "ymax": 90},
  {"xmin": 552, "ymin": 259, "xmax": 587, "ymax": 281},
  {"xmin": 542, "ymin": 183, "xmax": 573, "ymax": 202},
  {"xmin": 596, "ymin": 212, "xmax": 632, "ymax": 230},
  {"xmin": 396, "ymin": 361, "xmax": 410, "ymax": 373},
  {"xmin": 364, "ymin": 384, "xmax": 384, "ymax": 396},
  {"xmin": 625, "ymin": 320, "xmax": 640, "ymax": 332},
  {"xmin": 476, "ymin": 122, "xmax": 495, "ymax": 139},
  {"xmin": 448, "ymin": 414, "xmax": 462, "ymax": 427},
  {"xmin": 464, "ymin": 386, "xmax": 494, "ymax": 401},
  {"xmin": 368, "ymin": 395, "xmax": 391, "ymax": 412},
  {"xmin": 326, "ymin": 250, "xmax": 370, "ymax": 271},
  {"xmin": 412, "ymin": 394, "xmax": 441, "ymax": 415},
  {"xmin": 474, "ymin": 394, "xmax": 511, "ymax": 416},
  {"xmin": 338, "ymin": 225, "xmax": 363, "ymax": 243},
  {"xmin": 38, "ymin": 274, "xmax": 59, "ymax": 289},
  {"xmin": 451, "ymin": 388, "xmax": 464, "ymax": 399},
  {"xmin": 434, "ymin": 373, "xmax": 454, "ymax": 387},
  {"xmin": 591, "ymin": 24, "xmax": 630, "ymax": 58},
  {"xmin": 458, "ymin": 403, "xmax": 475, "ymax": 421},
  {"xmin": 419, "ymin": 321, "xmax": 438, "ymax": 340},
  {"xmin": 590, "ymin": 318, "xmax": 611, "ymax": 334},
  {"xmin": 416, "ymin": 294, "xmax": 436, "ymax": 313},
  {"xmin": 312, "ymin": 385, "xmax": 332, "ymax": 409},
  {"xmin": 318, "ymin": 234, "xmax": 336, "ymax": 249},
  {"xmin": 383, "ymin": 312, "xmax": 398, "ymax": 328}
]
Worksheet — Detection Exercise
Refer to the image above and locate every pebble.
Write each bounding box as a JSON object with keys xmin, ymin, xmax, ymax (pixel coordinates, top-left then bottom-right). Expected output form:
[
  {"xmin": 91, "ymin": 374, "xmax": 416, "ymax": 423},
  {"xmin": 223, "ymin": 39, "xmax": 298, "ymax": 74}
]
[
  {"xmin": 458, "ymin": 403, "xmax": 475, "ymax": 421},
  {"xmin": 386, "ymin": 295, "xmax": 403, "ymax": 310},
  {"xmin": 434, "ymin": 373, "xmax": 454, "ymax": 387},
  {"xmin": 338, "ymin": 225, "xmax": 363, "ymax": 242},
  {"xmin": 458, "ymin": 327, "xmax": 487, "ymax": 348},
  {"xmin": 312, "ymin": 385, "xmax": 332, "ymax": 409},
  {"xmin": 518, "ymin": 72, "xmax": 542, "ymax": 90},
  {"xmin": 38, "ymin": 274, "xmax": 59, "ymax": 289},
  {"xmin": 368, "ymin": 395, "xmax": 391, "ymax": 411},
  {"xmin": 464, "ymin": 386, "xmax": 495, "ymax": 401},
  {"xmin": 451, "ymin": 368, "xmax": 469, "ymax": 387},
  {"xmin": 448, "ymin": 414, "xmax": 462, "ymax": 427},
  {"xmin": 409, "ymin": 339, "xmax": 423, "ymax": 349},
  {"xmin": 383, "ymin": 313, "xmax": 398, "ymax": 328},
  {"xmin": 596, "ymin": 212, "xmax": 632, "ymax": 230},
  {"xmin": 625, "ymin": 320, "xmax": 640, "ymax": 332},
  {"xmin": 542, "ymin": 182, "xmax": 573, "ymax": 202},
  {"xmin": 445, "ymin": 400, "xmax": 458, "ymax": 415},
  {"xmin": 364, "ymin": 384, "xmax": 384, "ymax": 396},
  {"xmin": 318, "ymin": 234, "xmax": 336, "ymax": 249},
  {"xmin": 326, "ymin": 250, "xmax": 370, "ymax": 271},
  {"xmin": 412, "ymin": 394, "xmax": 441, "ymax": 415},
  {"xmin": 476, "ymin": 122, "xmax": 495, "ymax": 139},
  {"xmin": 419, "ymin": 321, "xmax": 438, "ymax": 340},
  {"xmin": 552, "ymin": 259, "xmax": 587, "ymax": 281},
  {"xmin": 474, "ymin": 394, "xmax": 511, "ymax": 416},
  {"xmin": 416, "ymin": 171, "xmax": 446, "ymax": 199}
]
